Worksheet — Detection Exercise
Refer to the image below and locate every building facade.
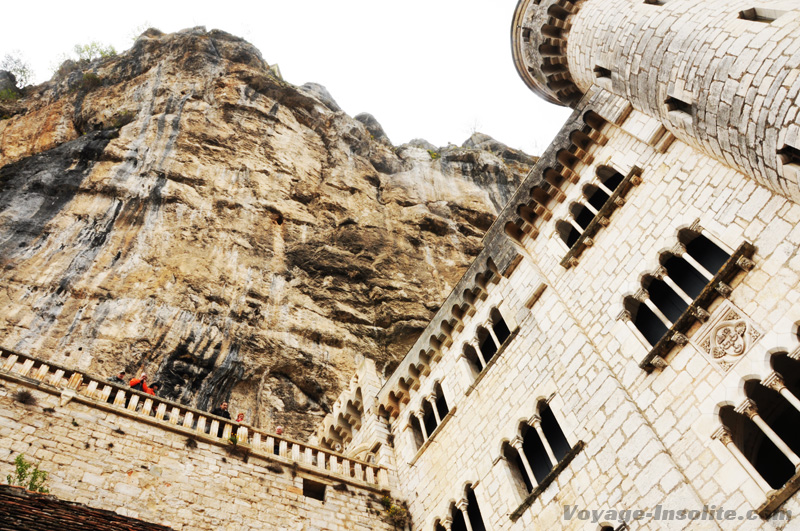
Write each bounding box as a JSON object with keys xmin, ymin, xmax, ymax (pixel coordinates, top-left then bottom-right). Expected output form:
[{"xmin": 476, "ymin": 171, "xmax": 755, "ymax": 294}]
[{"xmin": 318, "ymin": 1, "xmax": 800, "ymax": 529}]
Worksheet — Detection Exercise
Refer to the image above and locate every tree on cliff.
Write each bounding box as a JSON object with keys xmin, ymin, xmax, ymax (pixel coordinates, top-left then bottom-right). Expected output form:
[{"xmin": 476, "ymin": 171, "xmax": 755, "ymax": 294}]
[{"xmin": 1, "ymin": 52, "xmax": 32, "ymax": 87}]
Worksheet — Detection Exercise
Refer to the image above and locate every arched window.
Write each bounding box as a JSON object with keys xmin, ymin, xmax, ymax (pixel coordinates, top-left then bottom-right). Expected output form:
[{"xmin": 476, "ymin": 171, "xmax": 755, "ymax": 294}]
[
  {"xmin": 490, "ymin": 308, "xmax": 511, "ymax": 345},
  {"xmin": 503, "ymin": 400, "xmax": 575, "ymax": 496},
  {"xmin": 719, "ymin": 404, "xmax": 794, "ymax": 490},
  {"xmin": 583, "ymin": 183, "xmax": 610, "ymax": 210},
  {"xmin": 465, "ymin": 485, "xmax": 486, "ymax": 531},
  {"xmin": 463, "ymin": 343, "xmax": 484, "ymax": 378},
  {"xmin": 570, "ymin": 202, "xmax": 594, "ymax": 229},
  {"xmin": 624, "ymin": 295, "xmax": 668, "ymax": 346},
  {"xmin": 557, "ymin": 220, "xmax": 581, "ymax": 248},
  {"xmin": 642, "ymin": 274, "xmax": 688, "ymax": 323},
  {"xmin": 409, "ymin": 415, "xmax": 425, "ymax": 450},
  {"xmin": 434, "ymin": 382, "xmax": 450, "ymax": 419},
  {"xmin": 623, "ymin": 227, "xmax": 738, "ymax": 358},
  {"xmin": 597, "ymin": 165, "xmax": 624, "ymax": 191},
  {"xmin": 477, "ymin": 327, "xmax": 498, "ymax": 364},
  {"xmin": 422, "ymin": 400, "xmax": 438, "ymax": 437},
  {"xmin": 503, "ymin": 440, "xmax": 533, "ymax": 495},
  {"xmin": 540, "ymin": 402, "xmax": 570, "ymax": 462}
]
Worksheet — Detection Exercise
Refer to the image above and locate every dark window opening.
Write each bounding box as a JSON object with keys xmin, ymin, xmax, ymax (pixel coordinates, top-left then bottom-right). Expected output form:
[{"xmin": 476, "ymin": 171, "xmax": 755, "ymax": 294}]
[
  {"xmin": 745, "ymin": 380, "xmax": 800, "ymax": 463},
  {"xmin": 571, "ymin": 203, "xmax": 595, "ymax": 229},
  {"xmin": 772, "ymin": 354, "xmax": 800, "ymax": 397},
  {"xmin": 557, "ymin": 220, "xmax": 582, "ymax": 248},
  {"xmin": 666, "ymin": 96, "xmax": 692, "ymax": 115},
  {"xmin": 451, "ymin": 505, "xmax": 469, "ymax": 531},
  {"xmin": 720, "ymin": 406, "xmax": 795, "ymax": 490},
  {"xmin": 540, "ymin": 403, "xmax": 571, "ymax": 462},
  {"xmin": 422, "ymin": 400, "xmax": 438, "ymax": 436},
  {"xmin": 464, "ymin": 343, "xmax": 483, "ymax": 377},
  {"xmin": 302, "ymin": 478, "xmax": 327, "ymax": 501},
  {"xmin": 684, "ymin": 233, "xmax": 730, "ymax": 273},
  {"xmin": 521, "ymin": 424, "xmax": 553, "ymax": 483},
  {"xmin": 779, "ymin": 144, "xmax": 800, "ymax": 166},
  {"xmin": 410, "ymin": 416, "xmax": 425, "ymax": 449},
  {"xmin": 644, "ymin": 0, "xmax": 666, "ymax": 4},
  {"xmin": 434, "ymin": 383, "xmax": 450, "ymax": 419},
  {"xmin": 491, "ymin": 309, "xmax": 511, "ymax": 345},
  {"xmin": 466, "ymin": 486, "xmax": 487, "ymax": 531},
  {"xmin": 478, "ymin": 328, "xmax": 498, "ymax": 363},
  {"xmin": 739, "ymin": 8, "xmax": 785, "ymax": 23},
  {"xmin": 583, "ymin": 184, "xmax": 610, "ymax": 210},
  {"xmin": 594, "ymin": 65, "xmax": 612, "ymax": 79},
  {"xmin": 598, "ymin": 167, "xmax": 625, "ymax": 191},
  {"xmin": 631, "ymin": 300, "xmax": 669, "ymax": 346},
  {"xmin": 662, "ymin": 255, "xmax": 707, "ymax": 299},
  {"xmin": 504, "ymin": 441, "xmax": 533, "ymax": 494},
  {"xmin": 522, "ymin": 28, "xmax": 532, "ymax": 42},
  {"xmin": 646, "ymin": 277, "xmax": 688, "ymax": 322}
]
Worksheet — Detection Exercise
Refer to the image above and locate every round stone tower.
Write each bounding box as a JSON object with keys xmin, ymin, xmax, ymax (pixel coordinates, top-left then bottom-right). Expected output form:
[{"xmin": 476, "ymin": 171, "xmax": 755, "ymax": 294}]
[{"xmin": 512, "ymin": 0, "xmax": 800, "ymax": 201}]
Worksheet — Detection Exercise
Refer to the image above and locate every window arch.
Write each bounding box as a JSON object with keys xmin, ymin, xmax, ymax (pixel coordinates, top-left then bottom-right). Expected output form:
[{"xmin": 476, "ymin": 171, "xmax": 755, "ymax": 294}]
[
  {"xmin": 408, "ymin": 383, "xmax": 451, "ymax": 453},
  {"xmin": 715, "ymin": 350, "xmax": 800, "ymax": 500},
  {"xmin": 445, "ymin": 485, "xmax": 486, "ymax": 531},
  {"xmin": 620, "ymin": 224, "xmax": 754, "ymax": 370},
  {"xmin": 557, "ymin": 166, "xmax": 642, "ymax": 267},
  {"xmin": 502, "ymin": 399, "xmax": 577, "ymax": 498}
]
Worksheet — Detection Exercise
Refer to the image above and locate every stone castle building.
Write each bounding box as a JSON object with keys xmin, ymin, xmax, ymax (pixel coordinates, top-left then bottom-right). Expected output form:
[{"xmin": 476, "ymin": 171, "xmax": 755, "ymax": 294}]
[{"xmin": 2, "ymin": 0, "xmax": 800, "ymax": 529}]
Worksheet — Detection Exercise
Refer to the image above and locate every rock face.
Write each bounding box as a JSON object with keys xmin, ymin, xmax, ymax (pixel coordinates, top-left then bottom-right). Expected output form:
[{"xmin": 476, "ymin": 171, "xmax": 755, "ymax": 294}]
[{"xmin": 0, "ymin": 28, "xmax": 535, "ymax": 437}]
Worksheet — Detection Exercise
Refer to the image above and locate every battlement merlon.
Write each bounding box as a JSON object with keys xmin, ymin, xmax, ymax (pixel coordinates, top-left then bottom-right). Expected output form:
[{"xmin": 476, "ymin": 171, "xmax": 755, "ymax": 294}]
[{"xmin": 513, "ymin": 0, "xmax": 800, "ymax": 201}]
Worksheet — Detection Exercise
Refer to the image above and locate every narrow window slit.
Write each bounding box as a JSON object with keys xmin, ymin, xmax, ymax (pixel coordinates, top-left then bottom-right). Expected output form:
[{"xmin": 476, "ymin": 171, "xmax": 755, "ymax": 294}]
[
  {"xmin": 665, "ymin": 96, "xmax": 692, "ymax": 115},
  {"xmin": 739, "ymin": 8, "xmax": 786, "ymax": 23},
  {"xmin": 594, "ymin": 65, "xmax": 611, "ymax": 79}
]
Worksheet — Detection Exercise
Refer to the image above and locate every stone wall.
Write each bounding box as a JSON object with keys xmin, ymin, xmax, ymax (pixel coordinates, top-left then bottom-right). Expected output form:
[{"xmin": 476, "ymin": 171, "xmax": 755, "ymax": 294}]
[
  {"xmin": 0, "ymin": 372, "xmax": 399, "ymax": 531},
  {"xmin": 340, "ymin": 75, "xmax": 800, "ymax": 529}
]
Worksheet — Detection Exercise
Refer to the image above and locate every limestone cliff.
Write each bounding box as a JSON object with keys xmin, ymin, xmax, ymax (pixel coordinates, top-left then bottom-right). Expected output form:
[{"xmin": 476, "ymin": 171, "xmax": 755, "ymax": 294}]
[{"xmin": 0, "ymin": 28, "xmax": 535, "ymax": 437}]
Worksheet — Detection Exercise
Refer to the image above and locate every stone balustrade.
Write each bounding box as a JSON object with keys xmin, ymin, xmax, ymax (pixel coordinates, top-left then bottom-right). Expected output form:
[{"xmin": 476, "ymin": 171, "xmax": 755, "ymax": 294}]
[{"xmin": 0, "ymin": 347, "xmax": 388, "ymax": 490}]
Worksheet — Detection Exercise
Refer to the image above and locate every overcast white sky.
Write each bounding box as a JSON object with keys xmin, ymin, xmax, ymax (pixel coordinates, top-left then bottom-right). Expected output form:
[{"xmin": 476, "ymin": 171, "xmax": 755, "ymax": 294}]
[{"xmin": 1, "ymin": 0, "xmax": 571, "ymax": 154}]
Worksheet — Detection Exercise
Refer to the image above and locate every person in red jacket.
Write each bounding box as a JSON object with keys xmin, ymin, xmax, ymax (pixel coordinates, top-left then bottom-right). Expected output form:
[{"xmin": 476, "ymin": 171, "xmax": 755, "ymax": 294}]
[{"xmin": 129, "ymin": 373, "xmax": 147, "ymax": 392}]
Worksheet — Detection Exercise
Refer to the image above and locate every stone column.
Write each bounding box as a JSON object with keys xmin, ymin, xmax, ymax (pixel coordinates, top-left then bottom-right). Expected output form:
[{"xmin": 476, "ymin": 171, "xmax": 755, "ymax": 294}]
[
  {"xmin": 441, "ymin": 517, "xmax": 453, "ymax": 531},
  {"xmin": 636, "ymin": 289, "xmax": 674, "ymax": 329},
  {"xmin": 654, "ymin": 266, "xmax": 694, "ymax": 305},
  {"xmin": 484, "ymin": 321, "xmax": 501, "ymax": 349},
  {"xmin": 456, "ymin": 499, "xmax": 474, "ymax": 531},
  {"xmin": 739, "ymin": 400, "xmax": 800, "ymax": 469},
  {"xmin": 764, "ymin": 373, "xmax": 800, "ymax": 416},
  {"xmin": 428, "ymin": 396, "xmax": 442, "ymax": 425},
  {"xmin": 672, "ymin": 244, "xmax": 714, "ymax": 280},
  {"xmin": 469, "ymin": 339, "xmax": 487, "ymax": 370},
  {"xmin": 511, "ymin": 436, "xmax": 538, "ymax": 488},
  {"xmin": 530, "ymin": 415, "xmax": 558, "ymax": 466},
  {"xmin": 416, "ymin": 411, "xmax": 429, "ymax": 441}
]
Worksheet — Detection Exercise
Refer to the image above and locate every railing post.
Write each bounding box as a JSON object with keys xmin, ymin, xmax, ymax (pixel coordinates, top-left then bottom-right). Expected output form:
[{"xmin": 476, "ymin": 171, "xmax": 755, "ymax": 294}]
[
  {"xmin": 291, "ymin": 443, "xmax": 301, "ymax": 462},
  {"xmin": 183, "ymin": 411, "xmax": 194, "ymax": 428},
  {"xmin": 279, "ymin": 440, "xmax": 288, "ymax": 458},
  {"xmin": 67, "ymin": 373, "xmax": 83, "ymax": 390},
  {"xmin": 196, "ymin": 416, "xmax": 207, "ymax": 435},
  {"xmin": 113, "ymin": 390, "xmax": 126, "ymax": 407},
  {"xmin": 49, "ymin": 370, "xmax": 64, "ymax": 387},
  {"xmin": 155, "ymin": 403, "xmax": 167, "ymax": 421},
  {"xmin": 209, "ymin": 420, "xmax": 220, "ymax": 438},
  {"xmin": 3, "ymin": 354, "xmax": 19, "ymax": 372},
  {"xmin": 34, "ymin": 364, "xmax": 50, "ymax": 382},
  {"xmin": 100, "ymin": 385, "xmax": 112, "ymax": 402},
  {"xmin": 170, "ymin": 407, "xmax": 181, "ymax": 425},
  {"xmin": 237, "ymin": 426, "xmax": 248, "ymax": 444},
  {"xmin": 142, "ymin": 399, "xmax": 154, "ymax": 416},
  {"xmin": 127, "ymin": 395, "xmax": 139, "ymax": 411},
  {"xmin": 251, "ymin": 432, "xmax": 262, "ymax": 451}
]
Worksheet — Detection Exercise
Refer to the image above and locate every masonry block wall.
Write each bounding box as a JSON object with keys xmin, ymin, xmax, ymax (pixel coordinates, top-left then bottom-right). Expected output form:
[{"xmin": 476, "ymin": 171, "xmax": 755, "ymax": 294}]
[
  {"xmin": 320, "ymin": 2, "xmax": 800, "ymax": 528},
  {"xmin": 0, "ymin": 378, "xmax": 397, "ymax": 531}
]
